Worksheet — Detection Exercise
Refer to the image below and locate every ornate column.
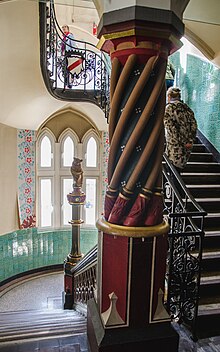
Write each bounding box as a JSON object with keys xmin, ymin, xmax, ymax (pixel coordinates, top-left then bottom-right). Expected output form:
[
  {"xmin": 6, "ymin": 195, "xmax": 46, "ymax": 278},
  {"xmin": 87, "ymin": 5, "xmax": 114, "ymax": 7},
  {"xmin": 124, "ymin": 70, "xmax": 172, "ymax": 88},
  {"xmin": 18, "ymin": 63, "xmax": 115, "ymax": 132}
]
[
  {"xmin": 64, "ymin": 158, "xmax": 85, "ymax": 309},
  {"xmin": 87, "ymin": 1, "xmax": 189, "ymax": 350}
]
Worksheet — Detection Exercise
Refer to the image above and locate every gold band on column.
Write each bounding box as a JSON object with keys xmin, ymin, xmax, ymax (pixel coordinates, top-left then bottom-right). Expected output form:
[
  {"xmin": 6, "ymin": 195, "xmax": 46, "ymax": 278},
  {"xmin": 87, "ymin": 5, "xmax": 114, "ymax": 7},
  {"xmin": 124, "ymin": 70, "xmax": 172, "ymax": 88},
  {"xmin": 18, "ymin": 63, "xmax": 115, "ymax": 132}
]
[{"xmin": 96, "ymin": 217, "xmax": 169, "ymax": 238}]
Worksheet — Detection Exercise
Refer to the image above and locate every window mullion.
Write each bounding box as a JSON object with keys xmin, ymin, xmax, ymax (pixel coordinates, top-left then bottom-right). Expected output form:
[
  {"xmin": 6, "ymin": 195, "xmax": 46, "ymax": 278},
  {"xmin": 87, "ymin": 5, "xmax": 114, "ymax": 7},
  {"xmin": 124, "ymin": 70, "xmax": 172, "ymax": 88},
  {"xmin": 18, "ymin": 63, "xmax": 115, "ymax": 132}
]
[
  {"xmin": 54, "ymin": 142, "xmax": 61, "ymax": 228},
  {"xmin": 78, "ymin": 142, "xmax": 83, "ymax": 161}
]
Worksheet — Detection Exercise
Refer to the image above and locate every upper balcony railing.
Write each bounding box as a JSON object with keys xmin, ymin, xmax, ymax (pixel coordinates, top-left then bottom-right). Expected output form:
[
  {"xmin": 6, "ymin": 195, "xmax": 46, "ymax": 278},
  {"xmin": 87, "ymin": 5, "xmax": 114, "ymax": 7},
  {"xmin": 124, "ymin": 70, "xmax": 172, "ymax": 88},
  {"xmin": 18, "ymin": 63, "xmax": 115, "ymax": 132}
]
[{"xmin": 39, "ymin": 0, "xmax": 110, "ymax": 120}]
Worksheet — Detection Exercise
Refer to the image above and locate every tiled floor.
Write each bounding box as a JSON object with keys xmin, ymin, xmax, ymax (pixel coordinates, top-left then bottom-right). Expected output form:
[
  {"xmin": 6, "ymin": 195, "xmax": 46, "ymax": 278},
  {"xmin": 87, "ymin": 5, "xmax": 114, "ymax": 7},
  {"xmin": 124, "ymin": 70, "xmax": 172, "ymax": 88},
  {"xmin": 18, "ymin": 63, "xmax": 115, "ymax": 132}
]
[
  {"xmin": 0, "ymin": 272, "xmax": 63, "ymax": 312},
  {"xmin": 1, "ymin": 273, "xmax": 220, "ymax": 351}
]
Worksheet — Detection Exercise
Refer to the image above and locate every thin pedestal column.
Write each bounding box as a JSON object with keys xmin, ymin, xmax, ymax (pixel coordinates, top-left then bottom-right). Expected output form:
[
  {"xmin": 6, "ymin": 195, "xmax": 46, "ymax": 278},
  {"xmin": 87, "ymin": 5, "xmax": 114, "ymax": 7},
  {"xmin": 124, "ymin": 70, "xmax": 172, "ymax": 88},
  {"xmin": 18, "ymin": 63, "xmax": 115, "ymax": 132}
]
[{"xmin": 64, "ymin": 159, "xmax": 85, "ymax": 309}]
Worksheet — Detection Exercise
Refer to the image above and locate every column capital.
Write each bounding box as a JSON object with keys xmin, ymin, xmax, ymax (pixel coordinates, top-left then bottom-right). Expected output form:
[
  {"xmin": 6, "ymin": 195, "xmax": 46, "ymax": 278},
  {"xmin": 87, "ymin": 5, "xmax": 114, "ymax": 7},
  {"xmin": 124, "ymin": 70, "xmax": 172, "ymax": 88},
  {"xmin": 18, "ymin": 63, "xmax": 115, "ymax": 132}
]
[{"xmin": 97, "ymin": 5, "xmax": 187, "ymax": 55}]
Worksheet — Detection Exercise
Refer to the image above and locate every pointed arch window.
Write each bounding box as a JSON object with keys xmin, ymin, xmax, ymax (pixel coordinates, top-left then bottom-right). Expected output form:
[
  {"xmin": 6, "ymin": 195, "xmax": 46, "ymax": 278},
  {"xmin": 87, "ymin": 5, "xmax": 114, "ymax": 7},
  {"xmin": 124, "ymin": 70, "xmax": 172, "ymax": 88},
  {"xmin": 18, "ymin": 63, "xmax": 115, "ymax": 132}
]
[
  {"xmin": 85, "ymin": 136, "xmax": 98, "ymax": 168},
  {"xmin": 40, "ymin": 135, "xmax": 53, "ymax": 167},
  {"xmin": 60, "ymin": 132, "xmax": 78, "ymax": 168},
  {"xmin": 37, "ymin": 128, "xmax": 101, "ymax": 228},
  {"xmin": 63, "ymin": 136, "xmax": 75, "ymax": 167}
]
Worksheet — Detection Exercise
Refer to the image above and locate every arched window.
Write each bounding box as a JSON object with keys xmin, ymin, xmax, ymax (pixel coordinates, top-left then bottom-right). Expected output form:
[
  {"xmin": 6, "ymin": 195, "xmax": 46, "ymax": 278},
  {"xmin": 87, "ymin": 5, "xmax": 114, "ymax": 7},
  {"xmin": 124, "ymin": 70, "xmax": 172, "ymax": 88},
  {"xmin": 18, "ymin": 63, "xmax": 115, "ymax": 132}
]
[
  {"xmin": 40, "ymin": 135, "xmax": 52, "ymax": 167},
  {"xmin": 37, "ymin": 128, "xmax": 101, "ymax": 228},
  {"xmin": 63, "ymin": 136, "xmax": 75, "ymax": 167},
  {"xmin": 86, "ymin": 136, "xmax": 97, "ymax": 167},
  {"xmin": 82, "ymin": 132, "xmax": 100, "ymax": 225},
  {"xmin": 37, "ymin": 130, "xmax": 55, "ymax": 227}
]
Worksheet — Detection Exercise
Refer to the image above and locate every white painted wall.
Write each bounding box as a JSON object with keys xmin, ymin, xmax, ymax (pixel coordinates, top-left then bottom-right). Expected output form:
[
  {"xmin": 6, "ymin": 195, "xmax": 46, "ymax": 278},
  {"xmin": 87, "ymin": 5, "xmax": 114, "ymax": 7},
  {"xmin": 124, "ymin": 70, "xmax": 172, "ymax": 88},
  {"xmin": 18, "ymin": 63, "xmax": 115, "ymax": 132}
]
[
  {"xmin": 0, "ymin": 123, "xmax": 18, "ymax": 235},
  {"xmin": 0, "ymin": 0, "xmax": 106, "ymax": 131}
]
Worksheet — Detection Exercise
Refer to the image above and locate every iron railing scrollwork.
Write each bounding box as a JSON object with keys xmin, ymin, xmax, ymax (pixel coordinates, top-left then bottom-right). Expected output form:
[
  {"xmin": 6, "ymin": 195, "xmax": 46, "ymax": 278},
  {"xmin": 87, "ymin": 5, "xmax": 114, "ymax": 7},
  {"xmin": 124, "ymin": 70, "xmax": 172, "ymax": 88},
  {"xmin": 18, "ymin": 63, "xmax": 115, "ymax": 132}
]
[
  {"xmin": 39, "ymin": 0, "xmax": 110, "ymax": 120},
  {"xmin": 163, "ymin": 153, "xmax": 207, "ymax": 339}
]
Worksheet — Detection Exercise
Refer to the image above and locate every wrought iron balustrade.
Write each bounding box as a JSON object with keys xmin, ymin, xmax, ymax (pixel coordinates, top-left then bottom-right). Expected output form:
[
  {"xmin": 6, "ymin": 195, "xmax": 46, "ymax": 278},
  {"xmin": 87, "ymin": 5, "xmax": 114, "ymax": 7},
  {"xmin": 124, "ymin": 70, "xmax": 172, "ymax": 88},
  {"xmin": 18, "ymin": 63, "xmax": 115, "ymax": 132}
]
[
  {"xmin": 39, "ymin": 0, "xmax": 110, "ymax": 119},
  {"xmin": 163, "ymin": 153, "xmax": 207, "ymax": 340}
]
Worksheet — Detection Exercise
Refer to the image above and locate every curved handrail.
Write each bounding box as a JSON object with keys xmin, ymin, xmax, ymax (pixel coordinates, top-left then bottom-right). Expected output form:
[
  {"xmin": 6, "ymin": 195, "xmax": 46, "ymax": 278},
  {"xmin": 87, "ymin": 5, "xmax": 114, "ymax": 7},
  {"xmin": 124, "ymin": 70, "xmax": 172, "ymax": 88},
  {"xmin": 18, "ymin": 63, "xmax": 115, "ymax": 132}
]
[
  {"xmin": 71, "ymin": 245, "xmax": 97, "ymax": 275},
  {"xmin": 39, "ymin": 0, "xmax": 110, "ymax": 119}
]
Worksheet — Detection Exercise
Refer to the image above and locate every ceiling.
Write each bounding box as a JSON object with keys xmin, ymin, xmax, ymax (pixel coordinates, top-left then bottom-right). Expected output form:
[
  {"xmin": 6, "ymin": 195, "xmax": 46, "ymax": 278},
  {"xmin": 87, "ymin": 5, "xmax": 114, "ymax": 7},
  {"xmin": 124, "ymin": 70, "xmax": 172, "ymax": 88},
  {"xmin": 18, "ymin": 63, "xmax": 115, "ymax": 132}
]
[
  {"xmin": 0, "ymin": 0, "xmax": 220, "ymax": 130},
  {"xmin": 183, "ymin": 0, "xmax": 220, "ymax": 66}
]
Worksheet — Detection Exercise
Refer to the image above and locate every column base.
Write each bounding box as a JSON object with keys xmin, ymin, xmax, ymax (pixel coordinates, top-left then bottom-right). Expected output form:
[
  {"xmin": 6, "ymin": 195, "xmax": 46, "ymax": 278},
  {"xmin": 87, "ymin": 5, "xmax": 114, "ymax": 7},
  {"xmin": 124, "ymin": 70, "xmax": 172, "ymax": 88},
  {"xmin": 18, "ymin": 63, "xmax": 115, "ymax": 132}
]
[
  {"xmin": 87, "ymin": 299, "xmax": 179, "ymax": 352},
  {"xmin": 67, "ymin": 253, "xmax": 82, "ymax": 265}
]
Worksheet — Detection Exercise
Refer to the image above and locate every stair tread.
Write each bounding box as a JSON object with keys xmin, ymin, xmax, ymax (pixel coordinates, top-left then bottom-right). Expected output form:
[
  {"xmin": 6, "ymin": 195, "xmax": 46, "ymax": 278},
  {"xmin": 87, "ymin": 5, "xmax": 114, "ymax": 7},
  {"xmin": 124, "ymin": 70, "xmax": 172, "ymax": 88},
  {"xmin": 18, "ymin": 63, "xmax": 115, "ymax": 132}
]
[
  {"xmin": 187, "ymin": 162, "xmax": 220, "ymax": 165},
  {"xmin": 193, "ymin": 213, "xmax": 220, "ymax": 218},
  {"xmin": 202, "ymin": 251, "xmax": 220, "ymax": 259},
  {"xmin": 191, "ymin": 152, "xmax": 213, "ymax": 155},
  {"xmin": 194, "ymin": 198, "xmax": 220, "ymax": 201},
  {"xmin": 204, "ymin": 230, "xmax": 220, "ymax": 236},
  {"xmin": 201, "ymin": 212, "xmax": 220, "ymax": 217},
  {"xmin": 200, "ymin": 275, "xmax": 220, "ymax": 284},
  {"xmin": 187, "ymin": 184, "xmax": 220, "ymax": 188},
  {"xmin": 198, "ymin": 303, "xmax": 220, "ymax": 315},
  {"xmin": 183, "ymin": 172, "xmax": 220, "ymax": 175},
  {"xmin": 0, "ymin": 308, "xmax": 87, "ymax": 343},
  {"xmin": 0, "ymin": 324, "xmax": 86, "ymax": 336},
  {"xmin": 201, "ymin": 271, "xmax": 220, "ymax": 278},
  {"xmin": 0, "ymin": 318, "xmax": 85, "ymax": 327}
]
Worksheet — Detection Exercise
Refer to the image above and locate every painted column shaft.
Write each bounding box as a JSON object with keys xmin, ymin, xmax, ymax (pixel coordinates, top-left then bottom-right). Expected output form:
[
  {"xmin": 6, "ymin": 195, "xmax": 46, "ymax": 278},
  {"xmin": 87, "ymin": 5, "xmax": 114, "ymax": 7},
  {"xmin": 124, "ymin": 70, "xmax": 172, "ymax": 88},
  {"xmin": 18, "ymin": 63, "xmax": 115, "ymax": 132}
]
[{"xmin": 70, "ymin": 206, "xmax": 81, "ymax": 257}]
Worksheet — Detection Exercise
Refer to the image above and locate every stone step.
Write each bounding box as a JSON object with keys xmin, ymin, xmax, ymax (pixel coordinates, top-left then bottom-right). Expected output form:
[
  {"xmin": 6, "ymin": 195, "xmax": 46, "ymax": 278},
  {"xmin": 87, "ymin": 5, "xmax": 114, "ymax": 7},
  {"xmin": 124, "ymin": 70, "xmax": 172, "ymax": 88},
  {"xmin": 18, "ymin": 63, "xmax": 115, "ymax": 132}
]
[
  {"xmin": 203, "ymin": 230, "xmax": 220, "ymax": 250},
  {"xmin": 182, "ymin": 173, "xmax": 220, "ymax": 185},
  {"xmin": 197, "ymin": 304, "xmax": 220, "ymax": 338},
  {"xmin": 201, "ymin": 251, "xmax": 220, "ymax": 273},
  {"xmin": 0, "ymin": 334, "xmax": 88, "ymax": 352},
  {"xmin": 0, "ymin": 309, "xmax": 86, "ymax": 343},
  {"xmin": 189, "ymin": 153, "xmax": 215, "ymax": 162},
  {"xmin": 184, "ymin": 162, "xmax": 220, "ymax": 173},
  {"xmin": 192, "ymin": 213, "xmax": 220, "ymax": 231},
  {"xmin": 186, "ymin": 184, "xmax": 220, "ymax": 198},
  {"xmin": 199, "ymin": 275, "xmax": 220, "ymax": 305},
  {"xmin": 187, "ymin": 198, "xmax": 220, "ymax": 212},
  {"xmin": 192, "ymin": 144, "xmax": 207, "ymax": 153}
]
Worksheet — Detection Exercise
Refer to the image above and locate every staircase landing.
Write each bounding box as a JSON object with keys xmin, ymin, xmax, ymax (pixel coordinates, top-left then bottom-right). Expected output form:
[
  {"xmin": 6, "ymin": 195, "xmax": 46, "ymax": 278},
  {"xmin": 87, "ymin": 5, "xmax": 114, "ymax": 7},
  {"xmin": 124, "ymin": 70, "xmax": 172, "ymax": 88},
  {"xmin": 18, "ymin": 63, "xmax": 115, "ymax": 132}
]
[{"xmin": 1, "ymin": 271, "xmax": 220, "ymax": 351}]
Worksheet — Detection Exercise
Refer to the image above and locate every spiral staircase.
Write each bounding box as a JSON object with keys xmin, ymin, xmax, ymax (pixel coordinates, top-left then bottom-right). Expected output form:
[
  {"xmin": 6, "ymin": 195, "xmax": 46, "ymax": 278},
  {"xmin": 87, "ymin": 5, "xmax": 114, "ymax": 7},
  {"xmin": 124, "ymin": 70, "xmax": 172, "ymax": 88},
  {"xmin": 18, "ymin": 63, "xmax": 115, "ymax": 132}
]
[{"xmin": 0, "ymin": 0, "xmax": 218, "ymax": 349}]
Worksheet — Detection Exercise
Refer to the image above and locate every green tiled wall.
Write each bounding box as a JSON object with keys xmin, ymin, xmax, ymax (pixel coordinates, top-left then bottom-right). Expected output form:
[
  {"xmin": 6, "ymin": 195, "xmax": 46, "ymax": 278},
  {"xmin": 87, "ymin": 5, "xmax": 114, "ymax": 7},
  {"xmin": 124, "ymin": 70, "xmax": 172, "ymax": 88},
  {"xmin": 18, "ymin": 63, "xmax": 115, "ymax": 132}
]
[
  {"xmin": 170, "ymin": 53, "xmax": 220, "ymax": 152},
  {"xmin": 0, "ymin": 227, "xmax": 98, "ymax": 282}
]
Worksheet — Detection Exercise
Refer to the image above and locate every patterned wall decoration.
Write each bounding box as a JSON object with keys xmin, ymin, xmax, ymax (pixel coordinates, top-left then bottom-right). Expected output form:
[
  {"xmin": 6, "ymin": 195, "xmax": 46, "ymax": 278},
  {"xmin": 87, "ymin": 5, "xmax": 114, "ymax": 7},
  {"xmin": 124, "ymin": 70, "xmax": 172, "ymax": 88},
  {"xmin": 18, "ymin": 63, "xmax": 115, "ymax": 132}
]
[
  {"xmin": 101, "ymin": 131, "xmax": 109, "ymax": 211},
  {"xmin": 17, "ymin": 130, "xmax": 36, "ymax": 228},
  {"xmin": 170, "ymin": 52, "xmax": 220, "ymax": 152},
  {"xmin": 0, "ymin": 227, "xmax": 98, "ymax": 282}
]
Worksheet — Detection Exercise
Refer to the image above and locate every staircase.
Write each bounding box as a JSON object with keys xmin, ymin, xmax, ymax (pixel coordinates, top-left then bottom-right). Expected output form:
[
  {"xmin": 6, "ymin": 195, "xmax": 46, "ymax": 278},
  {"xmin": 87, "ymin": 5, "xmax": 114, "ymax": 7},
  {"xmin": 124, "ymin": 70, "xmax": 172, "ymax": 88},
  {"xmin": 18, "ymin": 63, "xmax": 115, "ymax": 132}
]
[
  {"xmin": 0, "ymin": 309, "xmax": 88, "ymax": 351},
  {"xmin": 182, "ymin": 138, "xmax": 220, "ymax": 338}
]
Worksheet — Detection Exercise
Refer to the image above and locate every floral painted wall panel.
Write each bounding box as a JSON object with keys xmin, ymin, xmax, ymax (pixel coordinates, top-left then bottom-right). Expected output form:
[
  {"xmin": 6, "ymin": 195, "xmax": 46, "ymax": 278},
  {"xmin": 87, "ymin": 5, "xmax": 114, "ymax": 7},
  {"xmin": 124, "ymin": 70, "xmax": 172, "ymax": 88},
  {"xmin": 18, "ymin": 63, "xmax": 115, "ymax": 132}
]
[
  {"xmin": 17, "ymin": 130, "xmax": 36, "ymax": 228},
  {"xmin": 101, "ymin": 131, "xmax": 109, "ymax": 211}
]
